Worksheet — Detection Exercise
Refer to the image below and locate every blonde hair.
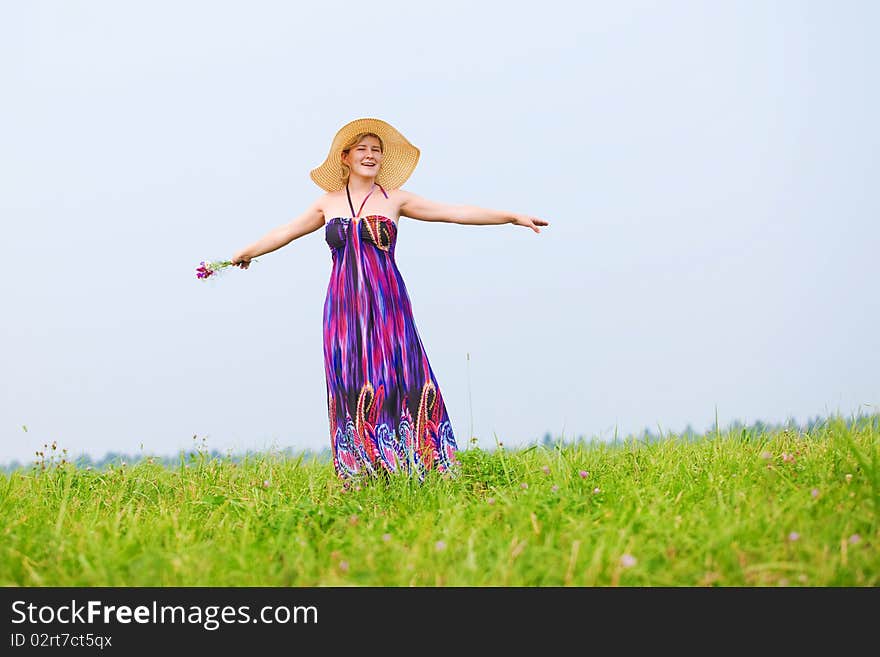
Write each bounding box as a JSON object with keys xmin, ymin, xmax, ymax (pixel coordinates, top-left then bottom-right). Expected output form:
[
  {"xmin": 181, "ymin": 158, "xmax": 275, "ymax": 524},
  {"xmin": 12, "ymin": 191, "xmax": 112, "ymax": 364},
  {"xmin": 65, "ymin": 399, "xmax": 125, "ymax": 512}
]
[{"xmin": 339, "ymin": 132, "xmax": 384, "ymax": 186}]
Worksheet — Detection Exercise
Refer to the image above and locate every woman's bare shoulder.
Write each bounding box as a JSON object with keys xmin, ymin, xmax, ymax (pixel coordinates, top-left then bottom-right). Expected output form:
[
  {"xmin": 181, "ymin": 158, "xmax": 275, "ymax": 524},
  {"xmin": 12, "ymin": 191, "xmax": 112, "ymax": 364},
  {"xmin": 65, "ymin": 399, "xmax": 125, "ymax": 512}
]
[
  {"xmin": 313, "ymin": 190, "xmax": 340, "ymax": 214},
  {"xmin": 389, "ymin": 187, "xmax": 415, "ymax": 203},
  {"xmin": 395, "ymin": 188, "xmax": 429, "ymax": 206}
]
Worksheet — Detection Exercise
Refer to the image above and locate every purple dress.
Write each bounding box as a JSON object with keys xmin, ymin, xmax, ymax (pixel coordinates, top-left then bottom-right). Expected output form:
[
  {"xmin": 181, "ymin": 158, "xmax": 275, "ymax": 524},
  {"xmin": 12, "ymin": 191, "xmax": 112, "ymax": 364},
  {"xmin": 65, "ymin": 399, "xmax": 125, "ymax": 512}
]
[{"xmin": 323, "ymin": 182, "xmax": 459, "ymax": 479}]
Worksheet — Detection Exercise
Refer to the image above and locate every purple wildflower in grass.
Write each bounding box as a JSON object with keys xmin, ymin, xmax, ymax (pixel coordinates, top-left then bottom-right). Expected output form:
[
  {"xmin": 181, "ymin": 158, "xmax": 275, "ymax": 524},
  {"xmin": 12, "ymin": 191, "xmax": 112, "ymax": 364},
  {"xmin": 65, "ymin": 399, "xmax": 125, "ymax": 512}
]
[
  {"xmin": 760, "ymin": 451, "xmax": 773, "ymax": 460},
  {"xmin": 521, "ymin": 482, "xmax": 528, "ymax": 490},
  {"xmin": 620, "ymin": 554, "xmax": 637, "ymax": 568},
  {"xmin": 551, "ymin": 485, "xmax": 559, "ymax": 493},
  {"xmin": 593, "ymin": 487, "xmax": 601, "ymax": 494},
  {"xmin": 849, "ymin": 534, "xmax": 861, "ymax": 545},
  {"xmin": 262, "ymin": 480, "xmax": 270, "ymax": 489},
  {"xmin": 435, "ymin": 540, "xmax": 447, "ymax": 552},
  {"xmin": 338, "ymin": 560, "xmax": 349, "ymax": 572},
  {"xmin": 579, "ymin": 470, "xmax": 589, "ymax": 479},
  {"xmin": 788, "ymin": 532, "xmax": 800, "ymax": 542},
  {"xmin": 810, "ymin": 488, "xmax": 819, "ymax": 498},
  {"xmin": 382, "ymin": 533, "xmax": 392, "ymax": 542},
  {"xmin": 487, "ymin": 497, "xmax": 495, "ymax": 505},
  {"xmin": 542, "ymin": 466, "xmax": 551, "ymax": 475}
]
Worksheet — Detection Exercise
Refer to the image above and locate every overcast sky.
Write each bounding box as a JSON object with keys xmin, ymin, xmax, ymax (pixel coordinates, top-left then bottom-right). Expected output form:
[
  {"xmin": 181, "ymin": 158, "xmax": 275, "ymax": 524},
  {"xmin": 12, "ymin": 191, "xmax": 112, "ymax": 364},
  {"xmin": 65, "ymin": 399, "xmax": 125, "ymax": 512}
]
[{"xmin": 2, "ymin": 0, "xmax": 878, "ymax": 466}]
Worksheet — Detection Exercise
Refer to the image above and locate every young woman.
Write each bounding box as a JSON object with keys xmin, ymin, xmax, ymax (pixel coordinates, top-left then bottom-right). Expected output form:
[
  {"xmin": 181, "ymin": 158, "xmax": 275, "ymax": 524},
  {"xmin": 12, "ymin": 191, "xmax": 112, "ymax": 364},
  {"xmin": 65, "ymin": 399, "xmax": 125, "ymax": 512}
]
[{"xmin": 231, "ymin": 117, "xmax": 549, "ymax": 480}]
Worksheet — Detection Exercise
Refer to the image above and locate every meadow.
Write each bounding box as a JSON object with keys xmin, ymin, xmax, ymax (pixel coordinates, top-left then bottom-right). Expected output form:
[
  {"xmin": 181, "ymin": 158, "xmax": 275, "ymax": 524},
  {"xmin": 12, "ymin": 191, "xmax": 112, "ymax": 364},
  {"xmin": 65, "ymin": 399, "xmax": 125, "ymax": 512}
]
[{"xmin": 1, "ymin": 414, "xmax": 877, "ymax": 586}]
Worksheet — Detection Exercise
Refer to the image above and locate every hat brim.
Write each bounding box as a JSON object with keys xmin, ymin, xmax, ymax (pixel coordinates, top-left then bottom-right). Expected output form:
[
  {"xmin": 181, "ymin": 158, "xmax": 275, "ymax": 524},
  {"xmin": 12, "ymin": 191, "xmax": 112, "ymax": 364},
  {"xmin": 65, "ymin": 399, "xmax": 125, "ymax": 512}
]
[{"xmin": 310, "ymin": 117, "xmax": 420, "ymax": 192}]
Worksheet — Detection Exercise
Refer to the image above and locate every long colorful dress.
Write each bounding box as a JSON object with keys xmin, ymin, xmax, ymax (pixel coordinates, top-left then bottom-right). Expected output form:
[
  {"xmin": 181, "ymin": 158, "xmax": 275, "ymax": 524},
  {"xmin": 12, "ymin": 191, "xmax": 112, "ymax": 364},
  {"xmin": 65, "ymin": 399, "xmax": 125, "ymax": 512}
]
[{"xmin": 323, "ymin": 182, "xmax": 459, "ymax": 480}]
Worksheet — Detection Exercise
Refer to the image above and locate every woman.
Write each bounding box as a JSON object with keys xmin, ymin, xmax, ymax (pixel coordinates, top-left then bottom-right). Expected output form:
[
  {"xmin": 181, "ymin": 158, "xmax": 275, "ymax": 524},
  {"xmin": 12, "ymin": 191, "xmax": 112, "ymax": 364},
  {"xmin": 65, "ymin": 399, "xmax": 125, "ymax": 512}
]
[{"xmin": 231, "ymin": 117, "xmax": 549, "ymax": 480}]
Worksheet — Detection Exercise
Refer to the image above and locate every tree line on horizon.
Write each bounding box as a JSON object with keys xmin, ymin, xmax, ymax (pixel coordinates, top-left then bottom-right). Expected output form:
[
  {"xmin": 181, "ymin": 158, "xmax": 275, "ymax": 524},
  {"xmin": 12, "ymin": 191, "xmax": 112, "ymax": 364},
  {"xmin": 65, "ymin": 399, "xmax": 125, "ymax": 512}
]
[{"xmin": 2, "ymin": 410, "xmax": 877, "ymax": 473}]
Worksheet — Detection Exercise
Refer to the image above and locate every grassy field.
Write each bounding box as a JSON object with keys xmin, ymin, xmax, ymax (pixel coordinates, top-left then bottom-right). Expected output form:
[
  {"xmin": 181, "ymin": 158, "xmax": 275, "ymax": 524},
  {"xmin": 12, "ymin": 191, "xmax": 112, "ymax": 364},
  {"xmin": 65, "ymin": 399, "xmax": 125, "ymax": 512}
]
[{"xmin": 1, "ymin": 414, "xmax": 877, "ymax": 586}]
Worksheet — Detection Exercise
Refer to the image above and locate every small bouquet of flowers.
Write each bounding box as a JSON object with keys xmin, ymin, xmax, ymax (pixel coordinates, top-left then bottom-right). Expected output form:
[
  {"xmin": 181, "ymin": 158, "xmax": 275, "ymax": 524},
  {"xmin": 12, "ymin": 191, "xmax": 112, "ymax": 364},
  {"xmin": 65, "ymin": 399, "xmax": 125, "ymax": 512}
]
[{"xmin": 195, "ymin": 259, "xmax": 258, "ymax": 280}]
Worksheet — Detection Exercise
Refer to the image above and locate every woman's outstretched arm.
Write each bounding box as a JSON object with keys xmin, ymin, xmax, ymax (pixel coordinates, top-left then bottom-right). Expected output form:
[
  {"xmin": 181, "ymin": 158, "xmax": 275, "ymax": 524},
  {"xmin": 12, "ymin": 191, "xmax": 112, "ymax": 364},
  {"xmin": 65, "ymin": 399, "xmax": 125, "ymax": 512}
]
[
  {"xmin": 231, "ymin": 197, "xmax": 325, "ymax": 268},
  {"xmin": 398, "ymin": 190, "xmax": 549, "ymax": 233}
]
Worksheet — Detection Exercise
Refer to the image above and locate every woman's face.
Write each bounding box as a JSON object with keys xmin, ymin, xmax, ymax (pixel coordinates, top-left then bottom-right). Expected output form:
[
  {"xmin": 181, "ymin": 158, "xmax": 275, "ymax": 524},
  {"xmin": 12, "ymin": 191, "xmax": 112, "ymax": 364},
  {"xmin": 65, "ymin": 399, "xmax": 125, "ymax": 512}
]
[{"xmin": 342, "ymin": 136, "xmax": 383, "ymax": 177}]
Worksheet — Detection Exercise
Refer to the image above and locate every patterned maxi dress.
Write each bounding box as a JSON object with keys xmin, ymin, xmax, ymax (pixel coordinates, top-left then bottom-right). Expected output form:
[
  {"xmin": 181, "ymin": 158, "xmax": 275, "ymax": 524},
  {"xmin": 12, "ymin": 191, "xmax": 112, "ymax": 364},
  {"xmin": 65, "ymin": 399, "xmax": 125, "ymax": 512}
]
[{"xmin": 323, "ymin": 182, "xmax": 459, "ymax": 480}]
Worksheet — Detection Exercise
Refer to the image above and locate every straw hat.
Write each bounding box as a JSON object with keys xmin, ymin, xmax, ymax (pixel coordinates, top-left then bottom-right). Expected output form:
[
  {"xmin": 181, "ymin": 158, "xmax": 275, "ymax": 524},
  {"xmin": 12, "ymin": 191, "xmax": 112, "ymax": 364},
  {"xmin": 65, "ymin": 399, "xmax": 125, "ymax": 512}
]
[{"xmin": 309, "ymin": 117, "xmax": 420, "ymax": 192}]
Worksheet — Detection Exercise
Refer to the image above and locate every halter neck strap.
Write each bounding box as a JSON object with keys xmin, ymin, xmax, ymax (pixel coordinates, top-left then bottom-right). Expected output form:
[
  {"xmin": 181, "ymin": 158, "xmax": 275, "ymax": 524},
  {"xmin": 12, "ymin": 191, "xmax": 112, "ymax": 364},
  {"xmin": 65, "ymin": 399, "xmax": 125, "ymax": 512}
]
[{"xmin": 346, "ymin": 182, "xmax": 388, "ymax": 218}]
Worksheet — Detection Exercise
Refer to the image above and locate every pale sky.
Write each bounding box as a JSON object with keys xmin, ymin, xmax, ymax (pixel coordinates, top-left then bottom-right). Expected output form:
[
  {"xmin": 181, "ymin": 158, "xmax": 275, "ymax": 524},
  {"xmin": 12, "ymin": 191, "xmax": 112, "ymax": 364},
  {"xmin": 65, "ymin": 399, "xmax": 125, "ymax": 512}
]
[{"xmin": 2, "ymin": 0, "xmax": 878, "ymax": 466}]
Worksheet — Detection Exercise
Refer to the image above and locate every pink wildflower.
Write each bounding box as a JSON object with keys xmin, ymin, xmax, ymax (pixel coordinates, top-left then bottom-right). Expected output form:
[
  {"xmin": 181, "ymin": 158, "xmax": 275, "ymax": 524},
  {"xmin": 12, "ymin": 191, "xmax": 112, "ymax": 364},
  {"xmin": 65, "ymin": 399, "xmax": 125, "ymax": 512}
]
[
  {"xmin": 196, "ymin": 258, "xmax": 257, "ymax": 280},
  {"xmin": 788, "ymin": 531, "xmax": 800, "ymax": 542},
  {"xmin": 620, "ymin": 554, "xmax": 637, "ymax": 568},
  {"xmin": 579, "ymin": 470, "xmax": 589, "ymax": 478},
  {"xmin": 195, "ymin": 261, "xmax": 215, "ymax": 279},
  {"xmin": 542, "ymin": 466, "xmax": 551, "ymax": 475},
  {"xmin": 849, "ymin": 534, "xmax": 861, "ymax": 545}
]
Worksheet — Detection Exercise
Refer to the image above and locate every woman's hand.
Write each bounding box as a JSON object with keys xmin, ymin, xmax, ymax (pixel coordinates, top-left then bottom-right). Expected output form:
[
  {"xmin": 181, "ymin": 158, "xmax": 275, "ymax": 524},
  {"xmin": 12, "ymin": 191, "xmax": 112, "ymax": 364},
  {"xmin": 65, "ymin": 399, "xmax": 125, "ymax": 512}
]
[
  {"xmin": 511, "ymin": 214, "xmax": 550, "ymax": 233},
  {"xmin": 231, "ymin": 251, "xmax": 252, "ymax": 269}
]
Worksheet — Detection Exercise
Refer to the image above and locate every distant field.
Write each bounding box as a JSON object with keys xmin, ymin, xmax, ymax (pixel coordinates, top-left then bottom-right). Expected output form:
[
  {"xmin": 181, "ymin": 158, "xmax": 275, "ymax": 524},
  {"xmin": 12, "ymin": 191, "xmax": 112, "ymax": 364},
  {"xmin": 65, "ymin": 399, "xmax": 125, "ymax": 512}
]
[{"xmin": 1, "ymin": 415, "xmax": 877, "ymax": 586}]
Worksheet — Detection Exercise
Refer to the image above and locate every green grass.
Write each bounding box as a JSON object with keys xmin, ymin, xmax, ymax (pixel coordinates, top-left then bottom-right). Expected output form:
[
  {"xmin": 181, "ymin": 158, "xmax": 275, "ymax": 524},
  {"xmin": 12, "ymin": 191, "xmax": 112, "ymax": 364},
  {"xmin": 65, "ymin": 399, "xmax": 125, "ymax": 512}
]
[{"xmin": 1, "ymin": 414, "xmax": 877, "ymax": 586}]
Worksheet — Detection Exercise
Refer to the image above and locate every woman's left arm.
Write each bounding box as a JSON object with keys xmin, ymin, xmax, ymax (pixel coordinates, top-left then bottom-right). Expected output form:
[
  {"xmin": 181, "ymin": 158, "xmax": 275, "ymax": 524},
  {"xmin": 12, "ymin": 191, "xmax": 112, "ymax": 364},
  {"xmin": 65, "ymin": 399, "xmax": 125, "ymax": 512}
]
[{"xmin": 399, "ymin": 190, "xmax": 549, "ymax": 234}]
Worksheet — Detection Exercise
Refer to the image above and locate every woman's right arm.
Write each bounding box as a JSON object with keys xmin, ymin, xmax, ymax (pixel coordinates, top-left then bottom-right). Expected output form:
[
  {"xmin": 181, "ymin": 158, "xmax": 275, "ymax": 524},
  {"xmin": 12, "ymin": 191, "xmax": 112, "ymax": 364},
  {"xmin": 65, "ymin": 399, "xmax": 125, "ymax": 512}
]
[{"xmin": 231, "ymin": 196, "xmax": 326, "ymax": 268}]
